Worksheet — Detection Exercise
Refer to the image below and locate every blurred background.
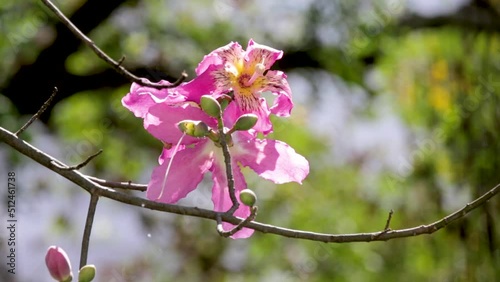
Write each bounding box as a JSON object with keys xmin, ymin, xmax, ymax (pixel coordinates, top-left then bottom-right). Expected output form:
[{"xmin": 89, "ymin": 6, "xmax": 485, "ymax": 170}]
[{"xmin": 0, "ymin": 0, "xmax": 499, "ymax": 281}]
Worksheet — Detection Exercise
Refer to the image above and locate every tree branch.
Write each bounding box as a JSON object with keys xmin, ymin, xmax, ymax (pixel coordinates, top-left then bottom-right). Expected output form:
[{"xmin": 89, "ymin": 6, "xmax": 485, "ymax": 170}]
[
  {"xmin": 40, "ymin": 0, "xmax": 187, "ymax": 89},
  {"xmin": 1, "ymin": 125, "xmax": 499, "ymax": 243}
]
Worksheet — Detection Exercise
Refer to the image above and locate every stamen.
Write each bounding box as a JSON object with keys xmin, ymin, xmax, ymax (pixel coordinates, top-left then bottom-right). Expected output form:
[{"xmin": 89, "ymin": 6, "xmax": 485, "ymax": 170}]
[
  {"xmin": 156, "ymin": 133, "xmax": 186, "ymax": 200},
  {"xmin": 245, "ymin": 62, "xmax": 266, "ymax": 86}
]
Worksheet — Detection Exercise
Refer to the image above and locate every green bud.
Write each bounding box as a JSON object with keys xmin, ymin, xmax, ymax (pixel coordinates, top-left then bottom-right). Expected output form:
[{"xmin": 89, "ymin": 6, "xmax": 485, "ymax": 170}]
[
  {"xmin": 200, "ymin": 95, "xmax": 221, "ymax": 118},
  {"xmin": 78, "ymin": 265, "xmax": 96, "ymax": 282},
  {"xmin": 232, "ymin": 114, "xmax": 258, "ymax": 131},
  {"xmin": 177, "ymin": 120, "xmax": 209, "ymax": 137},
  {"xmin": 217, "ymin": 94, "xmax": 233, "ymax": 112},
  {"xmin": 239, "ymin": 189, "xmax": 257, "ymax": 207}
]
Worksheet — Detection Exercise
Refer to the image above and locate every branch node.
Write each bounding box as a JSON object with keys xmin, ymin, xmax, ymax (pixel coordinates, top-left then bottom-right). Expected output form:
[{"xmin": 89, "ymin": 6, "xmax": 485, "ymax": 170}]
[
  {"xmin": 15, "ymin": 87, "xmax": 58, "ymax": 136},
  {"xmin": 217, "ymin": 206, "xmax": 258, "ymax": 237}
]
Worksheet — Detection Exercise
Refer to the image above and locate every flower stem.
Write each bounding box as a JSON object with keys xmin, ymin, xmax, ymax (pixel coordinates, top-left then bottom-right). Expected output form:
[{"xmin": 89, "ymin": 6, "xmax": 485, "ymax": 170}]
[
  {"xmin": 217, "ymin": 116, "xmax": 239, "ymax": 214},
  {"xmin": 80, "ymin": 193, "xmax": 99, "ymax": 269}
]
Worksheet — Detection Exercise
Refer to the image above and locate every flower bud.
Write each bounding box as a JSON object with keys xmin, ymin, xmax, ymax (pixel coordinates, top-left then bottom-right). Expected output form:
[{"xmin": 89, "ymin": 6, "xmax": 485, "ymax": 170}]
[
  {"xmin": 232, "ymin": 114, "xmax": 258, "ymax": 131},
  {"xmin": 217, "ymin": 94, "xmax": 233, "ymax": 112},
  {"xmin": 239, "ymin": 189, "xmax": 257, "ymax": 207},
  {"xmin": 177, "ymin": 120, "xmax": 209, "ymax": 137},
  {"xmin": 200, "ymin": 95, "xmax": 221, "ymax": 118},
  {"xmin": 45, "ymin": 246, "xmax": 73, "ymax": 282},
  {"xmin": 78, "ymin": 264, "xmax": 96, "ymax": 282}
]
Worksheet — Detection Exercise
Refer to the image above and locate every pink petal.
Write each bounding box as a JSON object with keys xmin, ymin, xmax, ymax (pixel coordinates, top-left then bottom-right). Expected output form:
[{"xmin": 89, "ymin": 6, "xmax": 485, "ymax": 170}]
[
  {"xmin": 235, "ymin": 137, "xmax": 309, "ymax": 184},
  {"xmin": 264, "ymin": 70, "xmax": 293, "ymax": 117},
  {"xmin": 122, "ymin": 80, "xmax": 186, "ymax": 118},
  {"xmin": 147, "ymin": 142, "xmax": 213, "ymax": 203},
  {"xmin": 144, "ymin": 102, "xmax": 217, "ymax": 145},
  {"xmin": 196, "ymin": 42, "xmax": 244, "ymax": 75},
  {"xmin": 245, "ymin": 39, "xmax": 283, "ymax": 69},
  {"xmin": 158, "ymin": 145, "xmax": 185, "ymax": 165},
  {"xmin": 211, "ymin": 160, "xmax": 254, "ymax": 239},
  {"xmin": 180, "ymin": 66, "xmax": 219, "ymax": 103}
]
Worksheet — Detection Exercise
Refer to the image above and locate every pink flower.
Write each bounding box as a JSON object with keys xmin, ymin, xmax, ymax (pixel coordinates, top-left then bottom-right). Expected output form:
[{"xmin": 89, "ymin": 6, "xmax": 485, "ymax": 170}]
[
  {"xmin": 193, "ymin": 39, "xmax": 293, "ymax": 134},
  {"xmin": 142, "ymin": 101, "xmax": 309, "ymax": 238},
  {"xmin": 45, "ymin": 246, "xmax": 73, "ymax": 282}
]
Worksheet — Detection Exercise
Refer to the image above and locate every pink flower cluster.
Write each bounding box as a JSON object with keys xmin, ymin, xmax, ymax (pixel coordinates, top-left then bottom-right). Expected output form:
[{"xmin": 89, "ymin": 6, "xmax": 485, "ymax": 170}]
[{"xmin": 123, "ymin": 39, "xmax": 309, "ymax": 238}]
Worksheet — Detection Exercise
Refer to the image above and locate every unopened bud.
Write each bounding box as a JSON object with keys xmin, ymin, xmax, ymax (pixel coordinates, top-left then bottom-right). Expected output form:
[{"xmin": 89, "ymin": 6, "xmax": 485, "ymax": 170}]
[
  {"xmin": 239, "ymin": 189, "xmax": 257, "ymax": 207},
  {"xmin": 45, "ymin": 246, "xmax": 73, "ymax": 282},
  {"xmin": 78, "ymin": 264, "xmax": 96, "ymax": 282},
  {"xmin": 217, "ymin": 94, "xmax": 233, "ymax": 112},
  {"xmin": 177, "ymin": 120, "xmax": 209, "ymax": 137},
  {"xmin": 232, "ymin": 114, "xmax": 258, "ymax": 131},
  {"xmin": 200, "ymin": 95, "xmax": 221, "ymax": 118}
]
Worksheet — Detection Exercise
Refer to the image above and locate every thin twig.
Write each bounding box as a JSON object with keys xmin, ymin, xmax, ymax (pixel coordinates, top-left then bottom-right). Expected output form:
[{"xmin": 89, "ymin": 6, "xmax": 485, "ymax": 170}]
[
  {"xmin": 40, "ymin": 0, "xmax": 187, "ymax": 89},
  {"xmin": 53, "ymin": 150, "xmax": 103, "ymax": 171},
  {"xmin": 80, "ymin": 193, "xmax": 99, "ymax": 269},
  {"xmin": 371, "ymin": 209, "xmax": 394, "ymax": 239},
  {"xmin": 1, "ymin": 126, "xmax": 499, "ymax": 243},
  {"xmin": 15, "ymin": 87, "xmax": 58, "ymax": 136},
  {"xmin": 384, "ymin": 209, "xmax": 394, "ymax": 230},
  {"xmin": 85, "ymin": 176, "xmax": 147, "ymax": 192},
  {"xmin": 217, "ymin": 117, "xmax": 239, "ymax": 215},
  {"xmin": 217, "ymin": 206, "xmax": 258, "ymax": 237}
]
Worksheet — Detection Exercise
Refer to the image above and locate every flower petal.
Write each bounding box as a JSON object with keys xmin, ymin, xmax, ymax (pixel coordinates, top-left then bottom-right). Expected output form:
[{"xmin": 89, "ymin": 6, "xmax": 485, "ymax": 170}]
[
  {"xmin": 147, "ymin": 142, "xmax": 213, "ymax": 203},
  {"xmin": 211, "ymin": 159, "xmax": 254, "ymax": 239},
  {"xmin": 235, "ymin": 137, "xmax": 309, "ymax": 184},
  {"xmin": 196, "ymin": 42, "xmax": 244, "ymax": 75},
  {"xmin": 264, "ymin": 70, "xmax": 293, "ymax": 117},
  {"xmin": 144, "ymin": 102, "xmax": 217, "ymax": 145},
  {"xmin": 122, "ymin": 79, "xmax": 186, "ymax": 118},
  {"xmin": 180, "ymin": 66, "xmax": 219, "ymax": 103},
  {"xmin": 245, "ymin": 39, "xmax": 283, "ymax": 70}
]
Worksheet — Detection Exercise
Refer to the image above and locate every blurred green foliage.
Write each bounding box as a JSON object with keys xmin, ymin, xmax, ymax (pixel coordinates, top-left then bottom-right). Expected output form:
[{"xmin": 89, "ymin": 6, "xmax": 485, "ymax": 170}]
[{"xmin": 0, "ymin": 0, "xmax": 499, "ymax": 281}]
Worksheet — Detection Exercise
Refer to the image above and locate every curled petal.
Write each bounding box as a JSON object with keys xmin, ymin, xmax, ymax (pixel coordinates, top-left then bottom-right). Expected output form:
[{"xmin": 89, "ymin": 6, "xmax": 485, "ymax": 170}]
[
  {"xmin": 235, "ymin": 137, "xmax": 309, "ymax": 184},
  {"xmin": 147, "ymin": 143, "xmax": 213, "ymax": 203},
  {"xmin": 245, "ymin": 39, "xmax": 283, "ymax": 70},
  {"xmin": 144, "ymin": 102, "xmax": 217, "ymax": 145},
  {"xmin": 211, "ymin": 160, "xmax": 253, "ymax": 239},
  {"xmin": 264, "ymin": 70, "xmax": 293, "ymax": 117}
]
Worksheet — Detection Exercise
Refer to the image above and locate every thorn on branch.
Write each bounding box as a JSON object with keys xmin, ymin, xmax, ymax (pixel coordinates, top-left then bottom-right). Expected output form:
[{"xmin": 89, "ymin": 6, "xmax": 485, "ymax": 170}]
[
  {"xmin": 216, "ymin": 206, "xmax": 258, "ymax": 238},
  {"xmin": 40, "ymin": 0, "xmax": 188, "ymax": 89},
  {"xmin": 52, "ymin": 150, "xmax": 103, "ymax": 171},
  {"xmin": 15, "ymin": 87, "xmax": 58, "ymax": 136}
]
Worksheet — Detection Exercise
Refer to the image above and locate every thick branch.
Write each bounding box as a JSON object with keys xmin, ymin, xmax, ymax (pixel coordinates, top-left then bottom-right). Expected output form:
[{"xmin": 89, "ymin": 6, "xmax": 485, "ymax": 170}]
[{"xmin": 1, "ymin": 125, "xmax": 499, "ymax": 243}]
